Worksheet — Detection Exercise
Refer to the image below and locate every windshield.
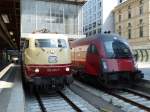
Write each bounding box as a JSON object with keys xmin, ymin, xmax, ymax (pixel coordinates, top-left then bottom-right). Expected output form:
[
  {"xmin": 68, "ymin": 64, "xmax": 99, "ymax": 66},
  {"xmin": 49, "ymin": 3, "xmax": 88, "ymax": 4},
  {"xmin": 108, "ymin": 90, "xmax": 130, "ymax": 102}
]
[
  {"xmin": 35, "ymin": 39, "xmax": 67, "ymax": 48},
  {"xmin": 104, "ymin": 40, "xmax": 132, "ymax": 59}
]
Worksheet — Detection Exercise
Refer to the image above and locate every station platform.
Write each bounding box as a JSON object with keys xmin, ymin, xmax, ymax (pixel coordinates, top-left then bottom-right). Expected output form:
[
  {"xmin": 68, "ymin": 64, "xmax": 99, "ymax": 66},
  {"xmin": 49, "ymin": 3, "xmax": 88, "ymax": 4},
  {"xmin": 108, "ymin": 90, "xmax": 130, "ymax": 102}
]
[
  {"xmin": 0, "ymin": 64, "xmax": 24, "ymax": 112},
  {"xmin": 137, "ymin": 62, "xmax": 150, "ymax": 80}
]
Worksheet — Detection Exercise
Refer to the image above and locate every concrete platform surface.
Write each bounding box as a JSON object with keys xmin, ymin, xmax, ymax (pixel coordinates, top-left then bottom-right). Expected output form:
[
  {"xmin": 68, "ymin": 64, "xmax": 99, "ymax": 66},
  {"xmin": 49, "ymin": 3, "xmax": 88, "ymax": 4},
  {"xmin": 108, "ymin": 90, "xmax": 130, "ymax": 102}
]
[
  {"xmin": 0, "ymin": 64, "xmax": 14, "ymax": 79},
  {"xmin": 137, "ymin": 62, "xmax": 150, "ymax": 80},
  {"xmin": 0, "ymin": 65, "xmax": 25, "ymax": 112}
]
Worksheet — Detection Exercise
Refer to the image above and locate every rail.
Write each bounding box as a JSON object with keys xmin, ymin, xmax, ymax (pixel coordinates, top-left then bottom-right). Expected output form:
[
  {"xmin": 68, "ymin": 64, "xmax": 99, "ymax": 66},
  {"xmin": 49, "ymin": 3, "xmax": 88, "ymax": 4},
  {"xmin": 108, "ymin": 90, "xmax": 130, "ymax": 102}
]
[
  {"xmin": 34, "ymin": 88, "xmax": 47, "ymax": 112},
  {"xmin": 32, "ymin": 88, "xmax": 83, "ymax": 112},
  {"xmin": 104, "ymin": 89, "xmax": 150, "ymax": 111},
  {"xmin": 133, "ymin": 49, "xmax": 150, "ymax": 62},
  {"xmin": 58, "ymin": 91, "xmax": 83, "ymax": 112}
]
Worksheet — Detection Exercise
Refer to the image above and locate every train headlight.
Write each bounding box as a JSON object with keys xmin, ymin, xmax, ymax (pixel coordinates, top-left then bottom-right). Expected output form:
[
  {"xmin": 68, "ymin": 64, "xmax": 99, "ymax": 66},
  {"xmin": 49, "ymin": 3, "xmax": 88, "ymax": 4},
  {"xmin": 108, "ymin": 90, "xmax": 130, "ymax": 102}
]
[
  {"xmin": 35, "ymin": 68, "xmax": 39, "ymax": 73},
  {"xmin": 102, "ymin": 60, "xmax": 108, "ymax": 71},
  {"xmin": 134, "ymin": 62, "xmax": 138, "ymax": 69},
  {"xmin": 66, "ymin": 67, "xmax": 70, "ymax": 72}
]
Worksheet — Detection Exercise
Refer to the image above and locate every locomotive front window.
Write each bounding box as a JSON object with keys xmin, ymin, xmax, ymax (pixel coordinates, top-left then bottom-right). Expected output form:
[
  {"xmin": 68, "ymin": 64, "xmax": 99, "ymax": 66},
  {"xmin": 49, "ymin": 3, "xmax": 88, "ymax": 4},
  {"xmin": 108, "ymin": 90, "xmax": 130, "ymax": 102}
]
[
  {"xmin": 104, "ymin": 40, "xmax": 132, "ymax": 58},
  {"xmin": 58, "ymin": 39, "xmax": 67, "ymax": 48},
  {"xmin": 35, "ymin": 39, "xmax": 57, "ymax": 48},
  {"xmin": 35, "ymin": 39, "xmax": 67, "ymax": 48},
  {"xmin": 24, "ymin": 40, "xmax": 29, "ymax": 49}
]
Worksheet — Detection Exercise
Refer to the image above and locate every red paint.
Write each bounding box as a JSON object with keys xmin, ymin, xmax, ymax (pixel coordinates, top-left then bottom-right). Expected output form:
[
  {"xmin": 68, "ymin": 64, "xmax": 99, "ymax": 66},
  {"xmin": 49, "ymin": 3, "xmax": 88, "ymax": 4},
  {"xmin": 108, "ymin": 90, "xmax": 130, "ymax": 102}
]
[
  {"xmin": 24, "ymin": 64, "xmax": 71, "ymax": 78},
  {"xmin": 104, "ymin": 59, "xmax": 135, "ymax": 72},
  {"xmin": 85, "ymin": 53, "xmax": 100, "ymax": 76},
  {"xmin": 71, "ymin": 34, "xmax": 136, "ymax": 79}
]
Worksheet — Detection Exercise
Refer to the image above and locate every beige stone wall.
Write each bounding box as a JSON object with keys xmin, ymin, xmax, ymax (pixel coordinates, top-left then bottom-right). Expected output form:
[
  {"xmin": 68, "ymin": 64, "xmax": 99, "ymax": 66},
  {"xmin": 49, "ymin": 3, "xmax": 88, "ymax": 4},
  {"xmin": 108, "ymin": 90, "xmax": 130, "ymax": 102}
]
[{"xmin": 114, "ymin": 0, "xmax": 150, "ymax": 49}]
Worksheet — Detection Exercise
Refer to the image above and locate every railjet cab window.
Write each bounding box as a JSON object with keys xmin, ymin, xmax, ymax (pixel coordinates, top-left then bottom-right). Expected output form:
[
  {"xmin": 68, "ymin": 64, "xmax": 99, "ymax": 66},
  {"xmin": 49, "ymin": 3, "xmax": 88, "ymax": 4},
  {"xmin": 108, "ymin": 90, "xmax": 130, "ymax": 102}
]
[
  {"xmin": 104, "ymin": 39, "xmax": 132, "ymax": 58},
  {"xmin": 35, "ymin": 39, "xmax": 67, "ymax": 48}
]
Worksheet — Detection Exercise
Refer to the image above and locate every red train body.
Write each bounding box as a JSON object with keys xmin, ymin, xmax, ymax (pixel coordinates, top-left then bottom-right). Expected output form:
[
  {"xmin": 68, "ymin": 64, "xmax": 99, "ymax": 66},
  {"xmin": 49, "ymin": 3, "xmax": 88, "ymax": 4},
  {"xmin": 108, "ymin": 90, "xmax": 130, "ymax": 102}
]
[{"xmin": 71, "ymin": 34, "xmax": 143, "ymax": 83}]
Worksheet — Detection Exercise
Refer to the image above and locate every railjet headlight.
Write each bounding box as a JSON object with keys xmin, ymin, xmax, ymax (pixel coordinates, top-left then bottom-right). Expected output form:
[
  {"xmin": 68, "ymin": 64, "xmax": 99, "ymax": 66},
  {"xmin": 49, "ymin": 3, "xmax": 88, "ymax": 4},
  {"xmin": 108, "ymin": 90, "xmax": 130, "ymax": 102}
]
[
  {"xmin": 134, "ymin": 62, "xmax": 138, "ymax": 69},
  {"xmin": 35, "ymin": 68, "xmax": 39, "ymax": 73},
  {"xmin": 66, "ymin": 67, "xmax": 70, "ymax": 72},
  {"xmin": 102, "ymin": 61, "xmax": 108, "ymax": 70}
]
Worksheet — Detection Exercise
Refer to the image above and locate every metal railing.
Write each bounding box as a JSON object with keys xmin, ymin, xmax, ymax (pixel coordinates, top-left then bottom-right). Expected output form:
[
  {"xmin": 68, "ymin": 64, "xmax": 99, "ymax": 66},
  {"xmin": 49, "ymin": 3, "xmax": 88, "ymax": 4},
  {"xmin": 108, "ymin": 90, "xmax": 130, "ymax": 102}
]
[{"xmin": 133, "ymin": 49, "xmax": 150, "ymax": 62}]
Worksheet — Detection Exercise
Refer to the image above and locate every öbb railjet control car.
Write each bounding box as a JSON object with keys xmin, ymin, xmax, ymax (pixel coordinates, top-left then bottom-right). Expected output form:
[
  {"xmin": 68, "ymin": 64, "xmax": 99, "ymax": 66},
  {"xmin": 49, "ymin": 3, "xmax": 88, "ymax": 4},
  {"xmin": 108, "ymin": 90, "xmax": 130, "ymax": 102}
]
[
  {"xmin": 71, "ymin": 34, "xmax": 143, "ymax": 84},
  {"xmin": 22, "ymin": 33, "xmax": 73, "ymax": 88}
]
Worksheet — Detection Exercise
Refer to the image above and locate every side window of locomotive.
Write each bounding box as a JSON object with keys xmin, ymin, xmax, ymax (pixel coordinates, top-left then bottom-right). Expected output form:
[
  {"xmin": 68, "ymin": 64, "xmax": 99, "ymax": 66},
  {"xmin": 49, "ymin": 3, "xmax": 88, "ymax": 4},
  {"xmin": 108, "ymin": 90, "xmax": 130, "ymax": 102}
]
[
  {"xmin": 87, "ymin": 44, "xmax": 98, "ymax": 54},
  {"xmin": 91, "ymin": 45, "xmax": 98, "ymax": 54},
  {"xmin": 58, "ymin": 39, "xmax": 67, "ymax": 48},
  {"xmin": 35, "ymin": 40, "xmax": 40, "ymax": 47},
  {"xmin": 24, "ymin": 40, "xmax": 29, "ymax": 49},
  {"xmin": 87, "ymin": 45, "xmax": 91, "ymax": 53}
]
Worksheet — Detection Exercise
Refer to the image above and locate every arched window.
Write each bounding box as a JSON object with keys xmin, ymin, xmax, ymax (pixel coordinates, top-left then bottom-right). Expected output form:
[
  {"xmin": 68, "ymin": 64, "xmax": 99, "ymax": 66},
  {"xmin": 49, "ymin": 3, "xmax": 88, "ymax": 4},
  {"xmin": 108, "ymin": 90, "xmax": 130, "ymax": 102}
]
[
  {"xmin": 139, "ymin": 19, "xmax": 144, "ymax": 37},
  {"xmin": 128, "ymin": 5, "xmax": 131, "ymax": 19},
  {"xmin": 128, "ymin": 23, "xmax": 132, "ymax": 39},
  {"xmin": 118, "ymin": 26, "xmax": 121, "ymax": 35}
]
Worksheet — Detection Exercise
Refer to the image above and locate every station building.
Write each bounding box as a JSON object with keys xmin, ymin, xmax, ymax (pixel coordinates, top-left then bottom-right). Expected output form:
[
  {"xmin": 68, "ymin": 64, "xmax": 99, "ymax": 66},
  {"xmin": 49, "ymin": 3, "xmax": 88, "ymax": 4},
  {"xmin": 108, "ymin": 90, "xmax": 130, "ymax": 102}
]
[
  {"xmin": 0, "ymin": 0, "xmax": 20, "ymax": 67},
  {"xmin": 82, "ymin": 0, "xmax": 119, "ymax": 36},
  {"xmin": 21, "ymin": 0, "xmax": 86, "ymax": 37},
  {"xmin": 114, "ymin": 0, "xmax": 150, "ymax": 62}
]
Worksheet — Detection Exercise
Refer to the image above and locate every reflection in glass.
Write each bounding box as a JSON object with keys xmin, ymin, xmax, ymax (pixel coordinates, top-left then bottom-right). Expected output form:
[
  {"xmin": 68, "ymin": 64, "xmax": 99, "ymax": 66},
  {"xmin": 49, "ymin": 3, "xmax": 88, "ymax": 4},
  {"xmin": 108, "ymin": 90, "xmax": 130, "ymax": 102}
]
[{"xmin": 21, "ymin": 0, "xmax": 83, "ymax": 35}]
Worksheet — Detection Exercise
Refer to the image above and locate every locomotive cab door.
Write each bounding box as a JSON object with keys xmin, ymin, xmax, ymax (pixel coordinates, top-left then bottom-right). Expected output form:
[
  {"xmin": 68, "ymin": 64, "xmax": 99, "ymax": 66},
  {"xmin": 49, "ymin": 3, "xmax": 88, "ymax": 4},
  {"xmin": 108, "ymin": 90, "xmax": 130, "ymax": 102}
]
[
  {"xmin": 22, "ymin": 39, "xmax": 29, "ymax": 65},
  {"xmin": 85, "ymin": 44, "xmax": 100, "ymax": 76}
]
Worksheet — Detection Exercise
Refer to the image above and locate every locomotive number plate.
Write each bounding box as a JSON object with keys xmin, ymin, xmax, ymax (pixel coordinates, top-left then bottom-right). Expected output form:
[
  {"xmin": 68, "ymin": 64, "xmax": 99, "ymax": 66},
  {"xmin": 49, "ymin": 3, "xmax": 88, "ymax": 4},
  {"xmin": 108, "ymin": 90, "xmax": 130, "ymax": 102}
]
[{"xmin": 48, "ymin": 56, "xmax": 57, "ymax": 63}]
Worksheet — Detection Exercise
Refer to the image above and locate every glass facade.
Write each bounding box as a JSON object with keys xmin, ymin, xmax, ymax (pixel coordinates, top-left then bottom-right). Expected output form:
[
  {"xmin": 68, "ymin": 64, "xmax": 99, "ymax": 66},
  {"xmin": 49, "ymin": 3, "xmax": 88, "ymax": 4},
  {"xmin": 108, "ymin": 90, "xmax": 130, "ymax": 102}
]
[
  {"xmin": 83, "ymin": 0, "xmax": 102, "ymax": 36},
  {"xmin": 83, "ymin": 0, "xmax": 119, "ymax": 37},
  {"xmin": 21, "ymin": 0, "xmax": 83, "ymax": 36}
]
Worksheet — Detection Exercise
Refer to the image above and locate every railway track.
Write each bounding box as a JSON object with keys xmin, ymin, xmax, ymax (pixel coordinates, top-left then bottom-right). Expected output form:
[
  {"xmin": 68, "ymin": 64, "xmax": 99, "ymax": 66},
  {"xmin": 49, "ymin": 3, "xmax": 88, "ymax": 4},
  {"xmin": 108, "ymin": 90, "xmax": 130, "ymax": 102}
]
[
  {"xmin": 73, "ymin": 80, "xmax": 150, "ymax": 112},
  {"xmin": 105, "ymin": 88, "xmax": 150, "ymax": 112},
  {"xmin": 96, "ymin": 79, "xmax": 150, "ymax": 111},
  {"xmin": 26, "ymin": 87, "xmax": 98, "ymax": 112}
]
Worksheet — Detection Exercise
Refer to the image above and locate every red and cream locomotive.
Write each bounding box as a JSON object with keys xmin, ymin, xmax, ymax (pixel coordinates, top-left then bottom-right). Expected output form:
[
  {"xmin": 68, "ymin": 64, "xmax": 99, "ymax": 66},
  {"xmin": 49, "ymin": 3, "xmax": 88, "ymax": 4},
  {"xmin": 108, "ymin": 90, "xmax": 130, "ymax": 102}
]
[{"xmin": 22, "ymin": 33, "xmax": 73, "ymax": 88}]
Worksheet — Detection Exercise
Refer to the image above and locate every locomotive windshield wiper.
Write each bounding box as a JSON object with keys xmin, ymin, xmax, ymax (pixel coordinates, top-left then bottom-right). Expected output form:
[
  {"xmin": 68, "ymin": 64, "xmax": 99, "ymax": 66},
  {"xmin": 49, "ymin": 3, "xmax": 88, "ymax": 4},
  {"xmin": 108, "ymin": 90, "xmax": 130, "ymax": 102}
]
[
  {"xmin": 59, "ymin": 48, "xmax": 63, "ymax": 52},
  {"xmin": 41, "ymin": 48, "xmax": 45, "ymax": 52}
]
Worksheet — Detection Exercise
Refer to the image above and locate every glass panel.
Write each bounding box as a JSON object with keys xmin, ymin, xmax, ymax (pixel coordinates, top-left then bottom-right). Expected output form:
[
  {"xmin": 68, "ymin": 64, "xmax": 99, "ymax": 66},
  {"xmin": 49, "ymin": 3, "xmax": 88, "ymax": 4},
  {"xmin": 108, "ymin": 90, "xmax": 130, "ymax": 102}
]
[
  {"xmin": 35, "ymin": 39, "xmax": 58, "ymax": 48},
  {"xmin": 21, "ymin": 0, "xmax": 82, "ymax": 35},
  {"xmin": 58, "ymin": 39, "xmax": 67, "ymax": 48},
  {"xmin": 24, "ymin": 40, "xmax": 29, "ymax": 49},
  {"xmin": 35, "ymin": 39, "xmax": 67, "ymax": 48},
  {"xmin": 104, "ymin": 40, "xmax": 132, "ymax": 59}
]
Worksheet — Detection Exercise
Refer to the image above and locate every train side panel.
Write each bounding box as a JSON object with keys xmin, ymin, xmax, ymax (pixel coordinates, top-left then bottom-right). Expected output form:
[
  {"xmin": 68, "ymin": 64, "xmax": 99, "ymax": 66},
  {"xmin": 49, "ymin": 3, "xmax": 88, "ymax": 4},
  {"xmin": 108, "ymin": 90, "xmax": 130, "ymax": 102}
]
[
  {"xmin": 71, "ymin": 38, "xmax": 102, "ymax": 76},
  {"xmin": 72, "ymin": 45, "xmax": 88, "ymax": 69}
]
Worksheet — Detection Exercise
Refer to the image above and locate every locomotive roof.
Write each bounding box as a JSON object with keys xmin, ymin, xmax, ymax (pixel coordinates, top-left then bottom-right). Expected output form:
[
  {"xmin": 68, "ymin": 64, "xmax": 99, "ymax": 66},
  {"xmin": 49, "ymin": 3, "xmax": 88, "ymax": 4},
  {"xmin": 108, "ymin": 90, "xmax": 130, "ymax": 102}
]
[
  {"xmin": 98, "ymin": 34, "xmax": 126, "ymax": 41},
  {"xmin": 23, "ymin": 33, "xmax": 68, "ymax": 40},
  {"xmin": 74, "ymin": 33, "xmax": 125, "ymax": 42}
]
